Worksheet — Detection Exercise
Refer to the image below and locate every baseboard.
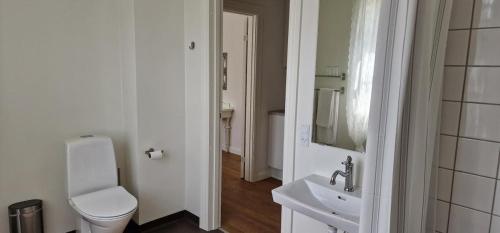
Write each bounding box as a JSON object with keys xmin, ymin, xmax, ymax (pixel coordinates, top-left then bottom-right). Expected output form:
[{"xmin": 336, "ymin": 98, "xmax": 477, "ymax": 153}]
[
  {"xmin": 252, "ymin": 168, "xmax": 271, "ymax": 182},
  {"xmin": 68, "ymin": 210, "xmax": 199, "ymax": 233},
  {"xmin": 126, "ymin": 210, "xmax": 199, "ymax": 232},
  {"xmin": 228, "ymin": 146, "xmax": 242, "ymax": 156},
  {"xmin": 270, "ymin": 168, "xmax": 283, "ymax": 180},
  {"xmin": 222, "ymin": 147, "xmax": 242, "ymax": 156}
]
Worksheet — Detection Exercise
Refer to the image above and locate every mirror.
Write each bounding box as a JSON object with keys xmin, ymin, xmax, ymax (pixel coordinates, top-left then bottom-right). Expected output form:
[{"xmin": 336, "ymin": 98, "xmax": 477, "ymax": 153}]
[{"xmin": 312, "ymin": 0, "xmax": 378, "ymax": 152}]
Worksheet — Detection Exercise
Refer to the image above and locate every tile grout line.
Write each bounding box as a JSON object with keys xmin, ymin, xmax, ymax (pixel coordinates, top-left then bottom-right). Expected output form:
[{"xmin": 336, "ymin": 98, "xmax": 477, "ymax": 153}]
[
  {"xmin": 441, "ymin": 100, "xmax": 500, "ymax": 107},
  {"xmin": 437, "ymin": 198, "xmax": 500, "ymax": 217},
  {"xmin": 445, "ymin": 1, "xmax": 476, "ymax": 232},
  {"xmin": 440, "ymin": 133, "xmax": 500, "ymax": 144},
  {"xmin": 450, "ymin": 26, "xmax": 500, "ymax": 30},
  {"xmin": 439, "ymin": 166, "xmax": 499, "ymax": 180},
  {"xmin": 489, "ymin": 151, "xmax": 500, "ymax": 233},
  {"xmin": 445, "ymin": 65, "xmax": 500, "ymax": 67}
]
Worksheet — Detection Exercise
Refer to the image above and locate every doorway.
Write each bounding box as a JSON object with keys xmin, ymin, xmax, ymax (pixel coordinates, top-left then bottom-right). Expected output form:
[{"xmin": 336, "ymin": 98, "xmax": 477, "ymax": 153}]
[
  {"xmin": 219, "ymin": 0, "xmax": 289, "ymax": 231},
  {"xmin": 221, "ymin": 11, "xmax": 255, "ymax": 180}
]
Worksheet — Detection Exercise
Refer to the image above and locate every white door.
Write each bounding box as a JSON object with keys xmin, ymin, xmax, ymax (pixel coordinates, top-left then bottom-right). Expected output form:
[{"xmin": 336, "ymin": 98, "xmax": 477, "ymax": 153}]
[{"xmin": 222, "ymin": 12, "xmax": 251, "ymax": 179}]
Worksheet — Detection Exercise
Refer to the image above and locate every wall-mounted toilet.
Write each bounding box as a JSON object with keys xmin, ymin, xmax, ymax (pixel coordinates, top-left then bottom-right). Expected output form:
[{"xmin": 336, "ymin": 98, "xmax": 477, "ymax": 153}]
[{"xmin": 66, "ymin": 136, "xmax": 137, "ymax": 233}]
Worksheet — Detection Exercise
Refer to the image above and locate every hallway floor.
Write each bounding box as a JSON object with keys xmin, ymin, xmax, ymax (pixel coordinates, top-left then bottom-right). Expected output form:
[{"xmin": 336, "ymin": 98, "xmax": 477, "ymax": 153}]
[{"xmin": 221, "ymin": 152, "xmax": 282, "ymax": 233}]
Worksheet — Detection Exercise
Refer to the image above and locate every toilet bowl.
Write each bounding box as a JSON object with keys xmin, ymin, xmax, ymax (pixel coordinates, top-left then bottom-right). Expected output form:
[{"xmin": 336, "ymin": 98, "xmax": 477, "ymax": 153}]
[
  {"xmin": 66, "ymin": 136, "xmax": 137, "ymax": 233},
  {"xmin": 70, "ymin": 186, "xmax": 137, "ymax": 233}
]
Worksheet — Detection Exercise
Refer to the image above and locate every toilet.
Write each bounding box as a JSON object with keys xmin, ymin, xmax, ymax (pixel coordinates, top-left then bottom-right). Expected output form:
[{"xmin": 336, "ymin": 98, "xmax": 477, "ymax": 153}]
[{"xmin": 66, "ymin": 136, "xmax": 137, "ymax": 233}]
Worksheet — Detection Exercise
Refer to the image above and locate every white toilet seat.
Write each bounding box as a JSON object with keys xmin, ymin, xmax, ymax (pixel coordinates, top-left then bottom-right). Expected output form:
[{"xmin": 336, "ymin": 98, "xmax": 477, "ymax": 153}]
[
  {"xmin": 66, "ymin": 137, "xmax": 137, "ymax": 233},
  {"xmin": 70, "ymin": 186, "xmax": 137, "ymax": 220}
]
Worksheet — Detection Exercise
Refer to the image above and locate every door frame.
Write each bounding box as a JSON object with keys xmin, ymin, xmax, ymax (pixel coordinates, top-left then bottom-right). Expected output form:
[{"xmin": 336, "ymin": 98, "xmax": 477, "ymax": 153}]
[
  {"xmin": 200, "ymin": 0, "xmax": 419, "ymax": 232},
  {"xmin": 242, "ymin": 13, "xmax": 257, "ymax": 181},
  {"xmin": 199, "ymin": 0, "xmax": 262, "ymax": 230},
  {"xmin": 221, "ymin": 10, "xmax": 257, "ymax": 180},
  {"xmin": 223, "ymin": 9, "xmax": 261, "ymax": 183},
  {"xmin": 223, "ymin": 0, "xmax": 266, "ymax": 183}
]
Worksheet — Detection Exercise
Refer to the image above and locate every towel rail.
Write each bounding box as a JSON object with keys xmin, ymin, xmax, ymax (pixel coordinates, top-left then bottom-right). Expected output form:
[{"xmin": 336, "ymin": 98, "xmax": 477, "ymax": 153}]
[
  {"xmin": 314, "ymin": 87, "xmax": 345, "ymax": 94},
  {"xmin": 315, "ymin": 73, "xmax": 346, "ymax": 80}
]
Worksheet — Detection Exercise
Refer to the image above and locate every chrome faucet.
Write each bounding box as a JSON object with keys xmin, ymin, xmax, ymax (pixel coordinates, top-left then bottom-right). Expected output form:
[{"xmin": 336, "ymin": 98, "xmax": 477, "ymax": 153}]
[{"xmin": 330, "ymin": 155, "xmax": 354, "ymax": 192}]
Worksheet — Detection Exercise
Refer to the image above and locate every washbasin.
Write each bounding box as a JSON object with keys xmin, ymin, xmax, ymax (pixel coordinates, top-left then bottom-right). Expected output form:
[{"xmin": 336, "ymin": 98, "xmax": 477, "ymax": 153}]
[
  {"xmin": 221, "ymin": 103, "xmax": 233, "ymax": 119},
  {"xmin": 220, "ymin": 108, "xmax": 233, "ymax": 119},
  {"xmin": 272, "ymin": 174, "xmax": 361, "ymax": 233}
]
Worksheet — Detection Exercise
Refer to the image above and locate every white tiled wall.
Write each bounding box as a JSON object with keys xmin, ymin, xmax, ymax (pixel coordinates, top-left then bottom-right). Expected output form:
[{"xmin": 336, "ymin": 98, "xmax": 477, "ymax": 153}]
[
  {"xmin": 448, "ymin": 205, "xmax": 491, "ymax": 233},
  {"xmin": 445, "ymin": 30, "xmax": 470, "ymax": 66},
  {"xmin": 455, "ymin": 138, "xmax": 500, "ymax": 177},
  {"xmin": 465, "ymin": 67, "xmax": 500, "ymax": 104},
  {"xmin": 441, "ymin": 101, "xmax": 461, "ymax": 135},
  {"xmin": 438, "ymin": 0, "xmax": 500, "ymax": 233},
  {"xmin": 443, "ymin": 67, "xmax": 465, "ymax": 101}
]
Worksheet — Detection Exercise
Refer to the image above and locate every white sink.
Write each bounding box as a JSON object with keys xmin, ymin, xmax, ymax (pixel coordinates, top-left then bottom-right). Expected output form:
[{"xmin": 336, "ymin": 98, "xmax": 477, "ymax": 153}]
[
  {"xmin": 221, "ymin": 102, "xmax": 233, "ymax": 120},
  {"xmin": 272, "ymin": 174, "xmax": 361, "ymax": 233},
  {"xmin": 220, "ymin": 108, "xmax": 233, "ymax": 119}
]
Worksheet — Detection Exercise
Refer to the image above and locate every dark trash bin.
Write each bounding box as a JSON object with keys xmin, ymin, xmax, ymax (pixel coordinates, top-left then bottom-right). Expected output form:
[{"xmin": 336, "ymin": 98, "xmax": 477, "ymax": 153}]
[{"xmin": 8, "ymin": 199, "xmax": 44, "ymax": 233}]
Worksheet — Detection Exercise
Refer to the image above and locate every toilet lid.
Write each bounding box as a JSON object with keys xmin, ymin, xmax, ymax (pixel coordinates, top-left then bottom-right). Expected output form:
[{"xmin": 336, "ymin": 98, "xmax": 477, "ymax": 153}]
[{"xmin": 70, "ymin": 186, "xmax": 137, "ymax": 219}]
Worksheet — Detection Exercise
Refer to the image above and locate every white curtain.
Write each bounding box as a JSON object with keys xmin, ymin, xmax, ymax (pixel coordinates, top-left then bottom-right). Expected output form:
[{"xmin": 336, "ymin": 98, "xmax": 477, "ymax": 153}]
[{"xmin": 346, "ymin": 0, "xmax": 381, "ymax": 152}]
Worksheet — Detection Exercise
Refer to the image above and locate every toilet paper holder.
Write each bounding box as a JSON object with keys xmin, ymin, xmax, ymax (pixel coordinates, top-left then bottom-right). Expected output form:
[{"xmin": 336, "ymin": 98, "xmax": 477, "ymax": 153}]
[{"xmin": 145, "ymin": 148, "xmax": 164, "ymax": 158}]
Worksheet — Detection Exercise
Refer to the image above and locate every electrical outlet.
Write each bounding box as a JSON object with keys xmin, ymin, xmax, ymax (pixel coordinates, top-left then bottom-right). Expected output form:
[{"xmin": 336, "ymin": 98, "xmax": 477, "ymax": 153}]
[{"xmin": 299, "ymin": 124, "xmax": 311, "ymax": 147}]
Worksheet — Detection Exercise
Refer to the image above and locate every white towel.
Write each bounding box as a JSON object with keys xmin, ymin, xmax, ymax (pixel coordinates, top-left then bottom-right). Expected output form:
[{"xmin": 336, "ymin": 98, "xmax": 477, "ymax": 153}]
[
  {"xmin": 316, "ymin": 88, "xmax": 334, "ymax": 127},
  {"xmin": 316, "ymin": 89, "xmax": 340, "ymax": 145}
]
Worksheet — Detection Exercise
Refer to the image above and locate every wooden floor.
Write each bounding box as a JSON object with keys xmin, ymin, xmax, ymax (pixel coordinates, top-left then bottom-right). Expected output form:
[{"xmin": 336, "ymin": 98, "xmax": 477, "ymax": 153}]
[{"xmin": 221, "ymin": 152, "xmax": 282, "ymax": 233}]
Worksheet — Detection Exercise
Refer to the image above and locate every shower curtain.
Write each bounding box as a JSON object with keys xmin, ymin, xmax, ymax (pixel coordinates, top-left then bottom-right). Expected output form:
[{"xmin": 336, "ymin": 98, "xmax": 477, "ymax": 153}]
[
  {"xmin": 396, "ymin": 0, "xmax": 454, "ymax": 232},
  {"xmin": 345, "ymin": 0, "xmax": 380, "ymax": 152}
]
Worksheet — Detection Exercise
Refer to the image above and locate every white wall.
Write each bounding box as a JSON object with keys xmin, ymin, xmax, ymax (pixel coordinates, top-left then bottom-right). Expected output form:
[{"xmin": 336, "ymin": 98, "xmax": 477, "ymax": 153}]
[
  {"xmin": 222, "ymin": 12, "xmax": 248, "ymax": 156},
  {"xmin": 121, "ymin": 0, "xmax": 141, "ymax": 219},
  {"xmin": 0, "ymin": 0, "xmax": 295, "ymax": 231},
  {"xmin": 0, "ymin": 0, "xmax": 190, "ymax": 231},
  {"xmin": 183, "ymin": 0, "xmax": 207, "ymax": 218},
  {"xmin": 133, "ymin": 0, "xmax": 187, "ymax": 224},
  {"xmin": 0, "ymin": 0, "xmax": 135, "ymax": 232}
]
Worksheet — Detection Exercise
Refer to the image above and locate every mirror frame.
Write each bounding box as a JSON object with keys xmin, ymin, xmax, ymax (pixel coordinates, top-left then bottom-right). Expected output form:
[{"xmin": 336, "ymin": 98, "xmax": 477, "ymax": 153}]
[{"xmin": 310, "ymin": 0, "xmax": 370, "ymax": 152}]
